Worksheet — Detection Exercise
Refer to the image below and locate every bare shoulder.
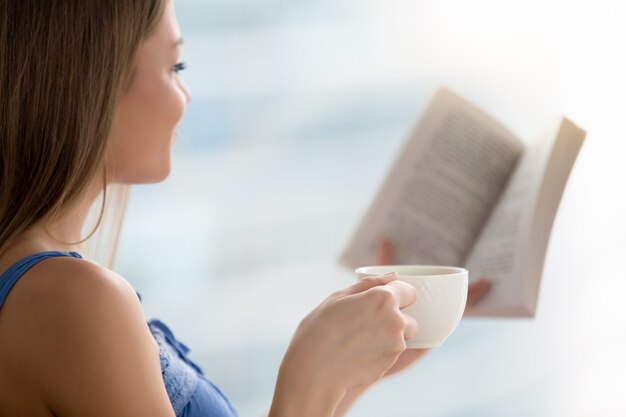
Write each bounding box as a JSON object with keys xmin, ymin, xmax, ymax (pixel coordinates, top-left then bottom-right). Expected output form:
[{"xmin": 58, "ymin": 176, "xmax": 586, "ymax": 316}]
[
  {"xmin": 0, "ymin": 256, "xmax": 175, "ymax": 417},
  {"xmin": 1, "ymin": 255, "xmax": 146, "ymax": 358},
  {"xmin": 7, "ymin": 255, "xmax": 140, "ymax": 314}
]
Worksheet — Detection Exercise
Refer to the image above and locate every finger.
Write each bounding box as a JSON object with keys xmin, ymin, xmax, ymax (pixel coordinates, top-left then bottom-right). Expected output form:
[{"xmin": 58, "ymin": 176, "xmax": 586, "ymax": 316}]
[
  {"xmin": 464, "ymin": 278, "xmax": 491, "ymax": 314},
  {"xmin": 377, "ymin": 239, "xmax": 394, "ymax": 265},
  {"xmin": 402, "ymin": 313, "xmax": 419, "ymax": 340},
  {"xmin": 342, "ymin": 272, "xmax": 399, "ymax": 296},
  {"xmin": 384, "ymin": 280, "xmax": 417, "ymax": 309}
]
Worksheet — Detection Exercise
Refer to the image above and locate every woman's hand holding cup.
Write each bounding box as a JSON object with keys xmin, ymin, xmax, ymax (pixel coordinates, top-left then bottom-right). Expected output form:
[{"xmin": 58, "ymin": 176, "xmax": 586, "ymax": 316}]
[{"xmin": 269, "ymin": 272, "xmax": 417, "ymax": 417}]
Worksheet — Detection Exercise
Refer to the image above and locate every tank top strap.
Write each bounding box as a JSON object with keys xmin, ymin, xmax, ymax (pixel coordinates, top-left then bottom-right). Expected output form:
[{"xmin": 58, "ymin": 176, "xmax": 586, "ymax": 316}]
[{"xmin": 0, "ymin": 251, "xmax": 83, "ymax": 308}]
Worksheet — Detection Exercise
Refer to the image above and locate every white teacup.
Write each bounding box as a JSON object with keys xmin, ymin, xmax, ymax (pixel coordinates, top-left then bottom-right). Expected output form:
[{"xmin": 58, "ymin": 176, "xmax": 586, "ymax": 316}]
[{"xmin": 355, "ymin": 265, "xmax": 468, "ymax": 349}]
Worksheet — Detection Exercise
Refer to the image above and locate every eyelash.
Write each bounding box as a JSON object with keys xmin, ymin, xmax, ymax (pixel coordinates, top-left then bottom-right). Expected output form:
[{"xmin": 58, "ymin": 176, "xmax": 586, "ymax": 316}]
[{"xmin": 172, "ymin": 62, "xmax": 187, "ymax": 74}]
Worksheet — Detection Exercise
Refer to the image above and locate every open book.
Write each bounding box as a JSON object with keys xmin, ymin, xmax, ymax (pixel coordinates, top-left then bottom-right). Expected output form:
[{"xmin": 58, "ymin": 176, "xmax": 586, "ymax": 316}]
[{"xmin": 339, "ymin": 88, "xmax": 586, "ymax": 317}]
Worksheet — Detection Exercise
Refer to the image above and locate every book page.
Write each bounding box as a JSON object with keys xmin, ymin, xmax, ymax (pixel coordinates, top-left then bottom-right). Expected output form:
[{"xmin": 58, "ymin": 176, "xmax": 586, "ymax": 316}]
[
  {"xmin": 339, "ymin": 88, "xmax": 524, "ymax": 270},
  {"xmin": 465, "ymin": 118, "xmax": 586, "ymax": 317}
]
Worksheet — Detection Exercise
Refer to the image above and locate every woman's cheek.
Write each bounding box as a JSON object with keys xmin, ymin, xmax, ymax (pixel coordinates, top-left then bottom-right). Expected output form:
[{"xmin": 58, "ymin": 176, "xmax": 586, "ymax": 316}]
[{"xmin": 163, "ymin": 88, "xmax": 185, "ymax": 129}]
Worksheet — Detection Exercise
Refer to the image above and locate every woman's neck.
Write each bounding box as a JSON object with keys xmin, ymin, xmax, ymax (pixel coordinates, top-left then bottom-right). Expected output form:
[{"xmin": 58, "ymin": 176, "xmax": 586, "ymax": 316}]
[{"xmin": 6, "ymin": 179, "xmax": 104, "ymax": 255}]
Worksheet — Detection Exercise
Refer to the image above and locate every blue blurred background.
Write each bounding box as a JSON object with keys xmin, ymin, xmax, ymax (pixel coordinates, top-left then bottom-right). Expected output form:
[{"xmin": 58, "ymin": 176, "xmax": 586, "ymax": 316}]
[{"xmin": 116, "ymin": 0, "xmax": 626, "ymax": 416}]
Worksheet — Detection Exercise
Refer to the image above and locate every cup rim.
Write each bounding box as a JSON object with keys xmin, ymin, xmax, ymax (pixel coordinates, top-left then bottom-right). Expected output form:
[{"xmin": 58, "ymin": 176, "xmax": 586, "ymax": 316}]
[{"xmin": 355, "ymin": 265, "xmax": 467, "ymax": 277}]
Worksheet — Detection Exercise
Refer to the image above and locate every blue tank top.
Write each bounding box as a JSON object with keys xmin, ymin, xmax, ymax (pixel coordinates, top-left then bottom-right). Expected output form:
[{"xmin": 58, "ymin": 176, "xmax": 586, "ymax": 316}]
[{"xmin": 0, "ymin": 251, "xmax": 238, "ymax": 417}]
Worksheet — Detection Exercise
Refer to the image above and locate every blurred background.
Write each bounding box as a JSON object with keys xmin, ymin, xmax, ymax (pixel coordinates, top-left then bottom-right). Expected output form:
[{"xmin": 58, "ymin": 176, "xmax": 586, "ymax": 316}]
[{"xmin": 115, "ymin": 0, "xmax": 626, "ymax": 416}]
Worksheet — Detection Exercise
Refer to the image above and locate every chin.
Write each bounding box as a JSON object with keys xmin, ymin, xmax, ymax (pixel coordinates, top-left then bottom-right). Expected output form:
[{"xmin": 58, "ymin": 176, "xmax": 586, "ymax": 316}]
[
  {"xmin": 120, "ymin": 162, "xmax": 172, "ymax": 184},
  {"xmin": 147, "ymin": 164, "xmax": 172, "ymax": 184}
]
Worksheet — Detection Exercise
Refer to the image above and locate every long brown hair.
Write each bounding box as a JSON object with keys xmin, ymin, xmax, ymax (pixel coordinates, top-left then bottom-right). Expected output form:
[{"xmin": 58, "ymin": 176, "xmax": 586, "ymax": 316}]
[{"xmin": 0, "ymin": 1, "xmax": 167, "ymax": 266}]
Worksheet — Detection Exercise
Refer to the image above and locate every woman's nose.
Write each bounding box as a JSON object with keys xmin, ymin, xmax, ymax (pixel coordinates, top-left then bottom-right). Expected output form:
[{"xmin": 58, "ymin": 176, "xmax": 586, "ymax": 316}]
[{"xmin": 179, "ymin": 78, "xmax": 192, "ymax": 104}]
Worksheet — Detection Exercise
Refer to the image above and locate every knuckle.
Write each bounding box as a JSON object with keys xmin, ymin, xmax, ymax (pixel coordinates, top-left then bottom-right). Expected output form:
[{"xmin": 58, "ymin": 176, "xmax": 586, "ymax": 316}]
[
  {"xmin": 405, "ymin": 319, "xmax": 419, "ymax": 339},
  {"xmin": 395, "ymin": 281, "xmax": 417, "ymax": 302},
  {"xmin": 397, "ymin": 339, "xmax": 407, "ymax": 353},
  {"xmin": 390, "ymin": 337, "xmax": 407, "ymax": 354},
  {"xmin": 410, "ymin": 316, "xmax": 419, "ymax": 333},
  {"xmin": 370, "ymin": 287, "xmax": 396, "ymax": 310},
  {"xmin": 388, "ymin": 311, "xmax": 406, "ymax": 334}
]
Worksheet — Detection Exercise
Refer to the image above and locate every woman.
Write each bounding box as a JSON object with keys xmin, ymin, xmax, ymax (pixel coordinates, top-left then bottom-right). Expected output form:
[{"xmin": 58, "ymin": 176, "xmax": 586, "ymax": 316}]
[{"xmin": 0, "ymin": 1, "xmax": 489, "ymax": 416}]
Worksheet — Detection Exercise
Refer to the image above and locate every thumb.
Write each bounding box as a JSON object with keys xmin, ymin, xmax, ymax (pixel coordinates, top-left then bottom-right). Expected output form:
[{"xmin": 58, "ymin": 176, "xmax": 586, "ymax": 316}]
[{"xmin": 341, "ymin": 272, "xmax": 398, "ymax": 296}]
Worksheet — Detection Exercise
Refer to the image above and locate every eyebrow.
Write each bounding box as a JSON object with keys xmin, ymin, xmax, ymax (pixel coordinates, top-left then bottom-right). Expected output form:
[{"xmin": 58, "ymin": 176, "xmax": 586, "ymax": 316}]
[{"xmin": 173, "ymin": 37, "xmax": 184, "ymax": 48}]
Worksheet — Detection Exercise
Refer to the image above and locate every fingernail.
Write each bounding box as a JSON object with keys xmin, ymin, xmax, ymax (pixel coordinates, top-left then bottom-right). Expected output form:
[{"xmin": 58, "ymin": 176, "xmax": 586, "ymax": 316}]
[{"xmin": 383, "ymin": 272, "xmax": 397, "ymax": 278}]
